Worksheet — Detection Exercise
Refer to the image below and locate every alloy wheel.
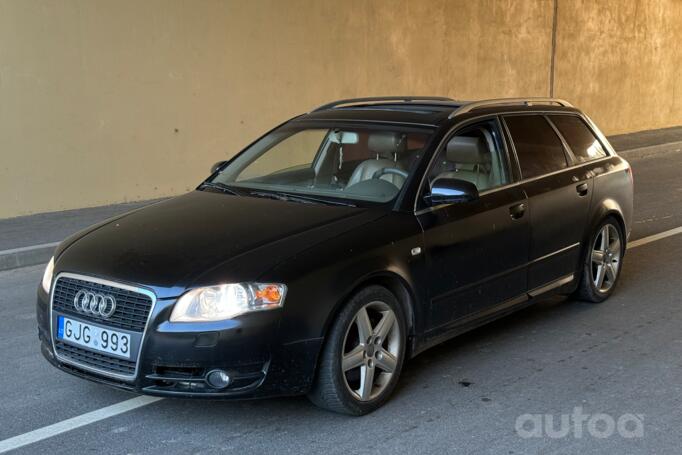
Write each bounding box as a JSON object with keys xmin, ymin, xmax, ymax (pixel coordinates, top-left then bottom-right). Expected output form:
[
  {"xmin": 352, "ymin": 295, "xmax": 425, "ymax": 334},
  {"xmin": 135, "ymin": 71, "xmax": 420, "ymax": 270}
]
[
  {"xmin": 341, "ymin": 301, "xmax": 401, "ymax": 401},
  {"xmin": 591, "ymin": 224, "xmax": 622, "ymax": 293}
]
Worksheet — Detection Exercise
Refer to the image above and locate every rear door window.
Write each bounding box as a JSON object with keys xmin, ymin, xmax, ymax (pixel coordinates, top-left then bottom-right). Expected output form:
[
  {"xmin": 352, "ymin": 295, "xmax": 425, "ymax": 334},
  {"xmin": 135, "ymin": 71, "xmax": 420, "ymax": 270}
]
[
  {"xmin": 549, "ymin": 115, "xmax": 608, "ymax": 162},
  {"xmin": 504, "ymin": 115, "xmax": 569, "ymax": 179}
]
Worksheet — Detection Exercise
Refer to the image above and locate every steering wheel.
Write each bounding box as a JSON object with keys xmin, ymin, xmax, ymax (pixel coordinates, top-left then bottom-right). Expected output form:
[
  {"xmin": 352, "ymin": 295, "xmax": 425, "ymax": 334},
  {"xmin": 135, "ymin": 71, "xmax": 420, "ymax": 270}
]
[{"xmin": 372, "ymin": 167, "xmax": 409, "ymax": 180}]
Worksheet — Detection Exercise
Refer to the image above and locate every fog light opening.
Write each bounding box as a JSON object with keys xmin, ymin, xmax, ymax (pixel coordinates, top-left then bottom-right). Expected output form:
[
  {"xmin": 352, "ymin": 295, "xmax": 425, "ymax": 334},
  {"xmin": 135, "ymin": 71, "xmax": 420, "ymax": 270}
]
[{"xmin": 206, "ymin": 369, "xmax": 231, "ymax": 389}]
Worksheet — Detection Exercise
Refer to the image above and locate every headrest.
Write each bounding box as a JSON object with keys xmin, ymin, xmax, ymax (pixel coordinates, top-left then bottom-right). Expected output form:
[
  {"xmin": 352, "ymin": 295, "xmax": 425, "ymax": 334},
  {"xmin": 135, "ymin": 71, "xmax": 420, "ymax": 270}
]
[
  {"xmin": 368, "ymin": 132, "xmax": 406, "ymax": 158},
  {"xmin": 446, "ymin": 136, "xmax": 488, "ymax": 164}
]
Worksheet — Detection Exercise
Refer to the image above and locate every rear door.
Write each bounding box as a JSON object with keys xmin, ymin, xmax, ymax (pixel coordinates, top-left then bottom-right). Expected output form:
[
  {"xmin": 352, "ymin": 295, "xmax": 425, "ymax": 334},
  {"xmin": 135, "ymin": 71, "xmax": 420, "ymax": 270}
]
[
  {"xmin": 502, "ymin": 114, "xmax": 592, "ymax": 290},
  {"xmin": 417, "ymin": 117, "xmax": 530, "ymax": 336}
]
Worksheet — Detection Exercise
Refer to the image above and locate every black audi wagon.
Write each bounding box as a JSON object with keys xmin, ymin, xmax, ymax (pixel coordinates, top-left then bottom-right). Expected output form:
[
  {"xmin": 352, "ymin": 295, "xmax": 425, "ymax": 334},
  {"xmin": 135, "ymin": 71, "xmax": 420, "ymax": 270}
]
[{"xmin": 37, "ymin": 97, "xmax": 633, "ymax": 414}]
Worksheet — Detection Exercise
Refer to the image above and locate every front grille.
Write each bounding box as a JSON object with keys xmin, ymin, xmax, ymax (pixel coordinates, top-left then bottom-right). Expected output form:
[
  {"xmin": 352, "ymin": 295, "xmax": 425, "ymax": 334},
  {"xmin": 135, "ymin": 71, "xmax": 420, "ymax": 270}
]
[
  {"xmin": 52, "ymin": 276, "xmax": 153, "ymax": 332},
  {"xmin": 55, "ymin": 341, "xmax": 136, "ymax": 376}
]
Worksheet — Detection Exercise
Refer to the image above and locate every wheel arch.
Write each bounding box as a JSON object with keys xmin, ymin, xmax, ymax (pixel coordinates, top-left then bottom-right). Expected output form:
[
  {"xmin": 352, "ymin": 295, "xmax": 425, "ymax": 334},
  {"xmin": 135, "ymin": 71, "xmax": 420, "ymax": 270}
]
[
  {"xmin": 569, "ymin": 198, "xmax": 627, "ymax": 295},
  {"xmin": 320, "ymin": 269, "xmax": 420, "ymax": 360},
  {"xmin": 587, "ymin": 198, "xmax": 628, "ymax": 251}
]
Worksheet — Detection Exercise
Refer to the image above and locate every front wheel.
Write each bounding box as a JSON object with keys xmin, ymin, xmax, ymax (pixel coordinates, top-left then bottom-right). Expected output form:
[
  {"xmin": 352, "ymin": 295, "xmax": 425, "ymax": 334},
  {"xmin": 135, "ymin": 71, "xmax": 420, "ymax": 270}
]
[
  {"xmin": 308, "ymin": 285, "xmax": 406, "ymax": 415},
  {"xmin": 574, "ymin": 217, "xmax": 624, "ymax": 303}
]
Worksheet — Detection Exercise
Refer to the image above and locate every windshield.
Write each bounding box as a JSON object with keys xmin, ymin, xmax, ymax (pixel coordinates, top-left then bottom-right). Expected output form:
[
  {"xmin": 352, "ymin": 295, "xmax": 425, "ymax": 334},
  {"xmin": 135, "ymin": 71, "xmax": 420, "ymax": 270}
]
[{"xmin": 208, "ymin": 125, "xmax": 433, "ymax": 204}]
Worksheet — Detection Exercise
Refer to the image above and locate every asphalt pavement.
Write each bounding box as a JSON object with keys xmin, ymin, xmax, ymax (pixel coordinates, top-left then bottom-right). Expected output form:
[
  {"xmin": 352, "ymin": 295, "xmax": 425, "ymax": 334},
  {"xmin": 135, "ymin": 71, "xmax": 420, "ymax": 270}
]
[{"xmin": 1, "ymin": 151, "xmax": 681, "ymax": 454}]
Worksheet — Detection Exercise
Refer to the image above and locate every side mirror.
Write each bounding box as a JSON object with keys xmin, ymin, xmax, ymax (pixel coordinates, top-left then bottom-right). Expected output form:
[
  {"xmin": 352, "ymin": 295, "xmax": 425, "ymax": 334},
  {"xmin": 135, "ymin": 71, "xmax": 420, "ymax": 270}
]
[
  {"xmin": 211, "ymin": 161, "xmax": 227, "ymax": 174},
  {"xmin": 425, "ymin": 177, "xmax": 479, "ymax": 206}
]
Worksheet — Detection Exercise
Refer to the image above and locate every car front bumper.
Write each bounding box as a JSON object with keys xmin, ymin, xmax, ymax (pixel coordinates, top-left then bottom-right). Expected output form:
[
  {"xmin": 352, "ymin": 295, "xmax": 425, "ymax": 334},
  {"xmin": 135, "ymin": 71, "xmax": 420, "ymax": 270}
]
[{"xmin": 37, "ymin": 287, "xmax": 323, "ymax": 399}]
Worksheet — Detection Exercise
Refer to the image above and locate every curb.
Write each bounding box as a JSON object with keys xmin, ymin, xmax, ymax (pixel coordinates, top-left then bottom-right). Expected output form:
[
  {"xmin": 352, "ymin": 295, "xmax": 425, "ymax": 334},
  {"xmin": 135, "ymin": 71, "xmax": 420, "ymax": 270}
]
[
  {"xmin": 1, "ymin": 141, "xmax": 681, "ymax": 273},
  {"xmin": 617, "ymin": 140, "xmax": 682, "ymax": 159},
  {"xmin": 0, "ymin": 242, "xmax": 58, "ymax": 272}
]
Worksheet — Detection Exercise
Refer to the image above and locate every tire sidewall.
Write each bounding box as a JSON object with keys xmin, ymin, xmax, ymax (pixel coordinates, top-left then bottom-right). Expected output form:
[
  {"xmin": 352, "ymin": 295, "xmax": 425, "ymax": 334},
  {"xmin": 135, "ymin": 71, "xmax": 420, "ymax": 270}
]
[
  {"xmin": 327, "ymin": 285, "xmax": 407, "ymax": 415},
  {"xmin": 584, "ymin": 217, "xmax": 625, "ymax": 300}
]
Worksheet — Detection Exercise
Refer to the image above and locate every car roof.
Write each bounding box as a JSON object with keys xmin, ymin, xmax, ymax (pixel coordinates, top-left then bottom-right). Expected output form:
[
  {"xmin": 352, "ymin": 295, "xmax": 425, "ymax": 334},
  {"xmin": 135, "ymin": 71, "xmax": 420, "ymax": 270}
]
[
  {"xmin": 298, "ymin": 102, "xmax": 460, "ymax": 127},
  {"xmin": 295, "ymin": 97, "xmax": 582, "ymax": 128}
]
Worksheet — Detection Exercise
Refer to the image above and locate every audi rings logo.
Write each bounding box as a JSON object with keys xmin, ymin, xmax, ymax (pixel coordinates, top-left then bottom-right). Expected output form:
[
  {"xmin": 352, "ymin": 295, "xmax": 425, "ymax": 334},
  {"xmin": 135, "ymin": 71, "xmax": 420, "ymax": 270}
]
[{"xmin": 73, "ymin": 290, "xmax": 117, "ymax": 318}]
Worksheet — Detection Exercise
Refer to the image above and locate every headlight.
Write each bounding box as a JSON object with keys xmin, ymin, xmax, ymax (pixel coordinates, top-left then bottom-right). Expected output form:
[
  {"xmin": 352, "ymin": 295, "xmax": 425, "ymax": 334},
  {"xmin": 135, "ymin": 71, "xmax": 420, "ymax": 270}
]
[
  {"xmin": 170, "ymin": 283, "xmax": 287, "ymax": 322},
  {"xmin": 41, "ymin": 256, "xmax": 55, "ymax": 294}
]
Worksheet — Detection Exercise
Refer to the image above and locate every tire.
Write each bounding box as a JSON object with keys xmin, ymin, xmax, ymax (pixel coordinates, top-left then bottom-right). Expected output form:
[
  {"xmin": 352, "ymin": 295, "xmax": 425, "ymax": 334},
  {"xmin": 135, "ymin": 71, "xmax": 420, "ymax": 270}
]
[
  {"xmin": 574, "ymin": 217, "xmax": 625, "ymax": 303},
  {"xmin": 308, "ymin": 285, "xmax": 407, "ymax": 415}
]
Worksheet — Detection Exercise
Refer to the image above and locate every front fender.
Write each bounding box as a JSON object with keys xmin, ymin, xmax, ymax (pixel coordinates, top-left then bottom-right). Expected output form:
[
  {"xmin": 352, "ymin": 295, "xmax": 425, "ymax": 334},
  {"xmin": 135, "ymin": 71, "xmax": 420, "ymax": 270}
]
[{"xmin": 262, "ymin": 212, "xmax": 426, "ymax": 346}]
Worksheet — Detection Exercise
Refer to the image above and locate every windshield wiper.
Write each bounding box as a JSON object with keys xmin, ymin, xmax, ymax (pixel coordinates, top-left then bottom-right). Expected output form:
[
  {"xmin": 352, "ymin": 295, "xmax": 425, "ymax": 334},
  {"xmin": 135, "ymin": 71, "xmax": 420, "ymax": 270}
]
[
  {"xmin": 250, "ymin": 191, "xmax": 356, "ymax": 207},
  {"xmin": 198, "ymin": 181, "xmax": 239, "ymax": 195}
]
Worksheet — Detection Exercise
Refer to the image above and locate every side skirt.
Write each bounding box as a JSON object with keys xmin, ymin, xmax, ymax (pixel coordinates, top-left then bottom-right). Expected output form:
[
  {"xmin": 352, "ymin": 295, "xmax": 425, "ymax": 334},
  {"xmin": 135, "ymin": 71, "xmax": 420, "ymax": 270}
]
[{"xmin": 411, "ymin": 273, "xmax": 574, "ymax": 357}]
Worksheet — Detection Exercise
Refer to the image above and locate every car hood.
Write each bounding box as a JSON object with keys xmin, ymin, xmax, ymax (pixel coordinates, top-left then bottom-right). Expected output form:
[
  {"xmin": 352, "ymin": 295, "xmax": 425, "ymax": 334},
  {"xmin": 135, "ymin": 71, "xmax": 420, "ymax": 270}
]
[{"xmin": 55, "ymin": 190, "xmax": 382, "ymax": 297}]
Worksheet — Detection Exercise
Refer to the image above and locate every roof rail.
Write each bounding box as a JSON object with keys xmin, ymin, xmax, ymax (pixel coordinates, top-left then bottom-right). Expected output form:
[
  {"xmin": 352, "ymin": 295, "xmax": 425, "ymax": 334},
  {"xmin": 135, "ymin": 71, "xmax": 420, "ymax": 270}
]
[
  {"xmin": 448, "ymin": 97, "xmax": 573, "ymax": 119},
  {"xmin": 311, "ymin": 96, "xmax": 456, "ymax": 112}
]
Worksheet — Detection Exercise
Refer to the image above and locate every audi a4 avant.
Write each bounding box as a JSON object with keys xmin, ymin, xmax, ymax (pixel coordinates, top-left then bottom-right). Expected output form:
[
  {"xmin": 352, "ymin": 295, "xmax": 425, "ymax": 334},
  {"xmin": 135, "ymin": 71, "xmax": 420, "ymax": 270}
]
[{"xmin": 37, "ymin": 97, "xmax": 633, "ymax": 415}]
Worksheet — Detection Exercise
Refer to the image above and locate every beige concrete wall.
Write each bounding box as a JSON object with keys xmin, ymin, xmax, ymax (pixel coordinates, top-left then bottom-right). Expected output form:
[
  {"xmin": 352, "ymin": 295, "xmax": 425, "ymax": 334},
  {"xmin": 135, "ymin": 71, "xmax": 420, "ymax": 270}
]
[
  {"xmin": 554, "ymin": 0, "xmax": 682, "ymax": 134},
  {"xmin": 0, "ymin": 0, "xmax": 680, "ymax": 218}
]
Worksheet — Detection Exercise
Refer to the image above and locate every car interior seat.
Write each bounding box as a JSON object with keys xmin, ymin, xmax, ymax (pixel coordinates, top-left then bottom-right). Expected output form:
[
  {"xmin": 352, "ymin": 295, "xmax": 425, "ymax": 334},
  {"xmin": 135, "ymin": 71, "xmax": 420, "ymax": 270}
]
[
  {"xmin": 444, "ymin": 135, "xmax": 495, "ymax": 190},
  {"xmin": 346, "ymin": 132, "xmax": 407, "ymax": 188}
]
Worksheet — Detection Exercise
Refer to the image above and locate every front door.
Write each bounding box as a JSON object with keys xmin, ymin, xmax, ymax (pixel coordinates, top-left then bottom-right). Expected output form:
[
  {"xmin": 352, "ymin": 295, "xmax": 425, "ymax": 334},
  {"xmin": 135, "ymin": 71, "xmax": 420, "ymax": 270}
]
[{"xmin": 417, "ymin": 118, "xmax": 531, "ymax": 337}]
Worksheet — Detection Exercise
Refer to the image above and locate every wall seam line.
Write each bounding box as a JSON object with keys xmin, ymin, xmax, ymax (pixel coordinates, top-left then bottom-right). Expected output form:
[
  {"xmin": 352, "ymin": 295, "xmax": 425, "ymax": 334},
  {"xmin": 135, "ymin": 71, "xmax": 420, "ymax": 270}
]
[{"xmin": 549, "ymin": 0, "xmax": 559, "ymax": 97}]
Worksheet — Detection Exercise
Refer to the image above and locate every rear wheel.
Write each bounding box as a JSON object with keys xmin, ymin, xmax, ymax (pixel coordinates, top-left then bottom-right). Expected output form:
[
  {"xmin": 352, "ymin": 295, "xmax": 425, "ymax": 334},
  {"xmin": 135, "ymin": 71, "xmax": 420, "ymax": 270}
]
[
  {"xmin": 308, "ymin": 285, "xmax": 406, "ymax": 415},
  {"xmin": 574, "ymin": 217, "xmax": 624, "ymax": 303}
]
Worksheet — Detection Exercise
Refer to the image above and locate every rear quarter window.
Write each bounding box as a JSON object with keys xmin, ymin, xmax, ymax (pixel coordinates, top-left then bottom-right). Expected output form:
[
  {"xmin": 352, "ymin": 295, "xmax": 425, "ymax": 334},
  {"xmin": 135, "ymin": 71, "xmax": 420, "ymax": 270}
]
[
  {"xmin": 549, "ymin": 115, "xmax": 608, "ymax": 163},
  {"xmin": 503, "ymin": 115, "xmax": 568, "ymax": 179}
]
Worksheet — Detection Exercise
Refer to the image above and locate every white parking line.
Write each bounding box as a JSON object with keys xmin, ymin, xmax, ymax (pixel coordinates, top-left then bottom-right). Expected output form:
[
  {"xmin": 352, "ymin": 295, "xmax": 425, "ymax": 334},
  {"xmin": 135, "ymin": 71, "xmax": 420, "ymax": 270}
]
[
  {"xmin": 0, "ymin": 242, "xmax": 59, "ymax": 256},
  {"xmin": 628, "ymin": 226, "xmax": 682, "ymax": 249},
  {"xmin": 1, "ymin": 225, "xmax": 681, "ymax": 453},
  {"xmin": 0, "ymin": 396, "xmax": 162, "ymax": 454}
]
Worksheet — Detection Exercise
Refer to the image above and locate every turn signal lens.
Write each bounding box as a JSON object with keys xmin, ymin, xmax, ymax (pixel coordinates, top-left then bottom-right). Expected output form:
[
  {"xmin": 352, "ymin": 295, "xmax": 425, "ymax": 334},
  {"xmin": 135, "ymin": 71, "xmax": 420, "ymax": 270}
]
[
  {"xmin": 255, "ymin": 284, "xmax": 282, "ymax": 304},
  {"xmin": 170, "ymin": 283, "xmax": 286, "ymax": 322}
]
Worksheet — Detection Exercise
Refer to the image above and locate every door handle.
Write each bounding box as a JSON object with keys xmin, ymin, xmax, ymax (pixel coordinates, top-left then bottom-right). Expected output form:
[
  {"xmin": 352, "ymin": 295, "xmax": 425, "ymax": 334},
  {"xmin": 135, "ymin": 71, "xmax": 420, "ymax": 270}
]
[
  {"xmin": 576, "ymin": 183, "xmax": 589, "ymax": 196},
  {"xmin": 509, "ymin": 203, "xmax": 526, "ymax": 220}
]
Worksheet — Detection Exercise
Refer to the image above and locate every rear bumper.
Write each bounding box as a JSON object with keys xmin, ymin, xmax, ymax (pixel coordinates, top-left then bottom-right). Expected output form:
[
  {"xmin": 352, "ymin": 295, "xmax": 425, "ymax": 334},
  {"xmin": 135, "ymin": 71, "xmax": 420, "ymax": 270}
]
[{"xmin": 37, "ymin": 288, "xmax": 323, "ymax": 399}]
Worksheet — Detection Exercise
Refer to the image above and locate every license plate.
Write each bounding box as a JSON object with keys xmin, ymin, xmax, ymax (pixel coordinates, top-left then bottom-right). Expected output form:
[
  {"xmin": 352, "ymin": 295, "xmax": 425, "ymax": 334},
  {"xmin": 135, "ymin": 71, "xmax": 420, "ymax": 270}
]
[{"xmin": 57, "ymin": 316, "xmax": 131, "ymax": 359}]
